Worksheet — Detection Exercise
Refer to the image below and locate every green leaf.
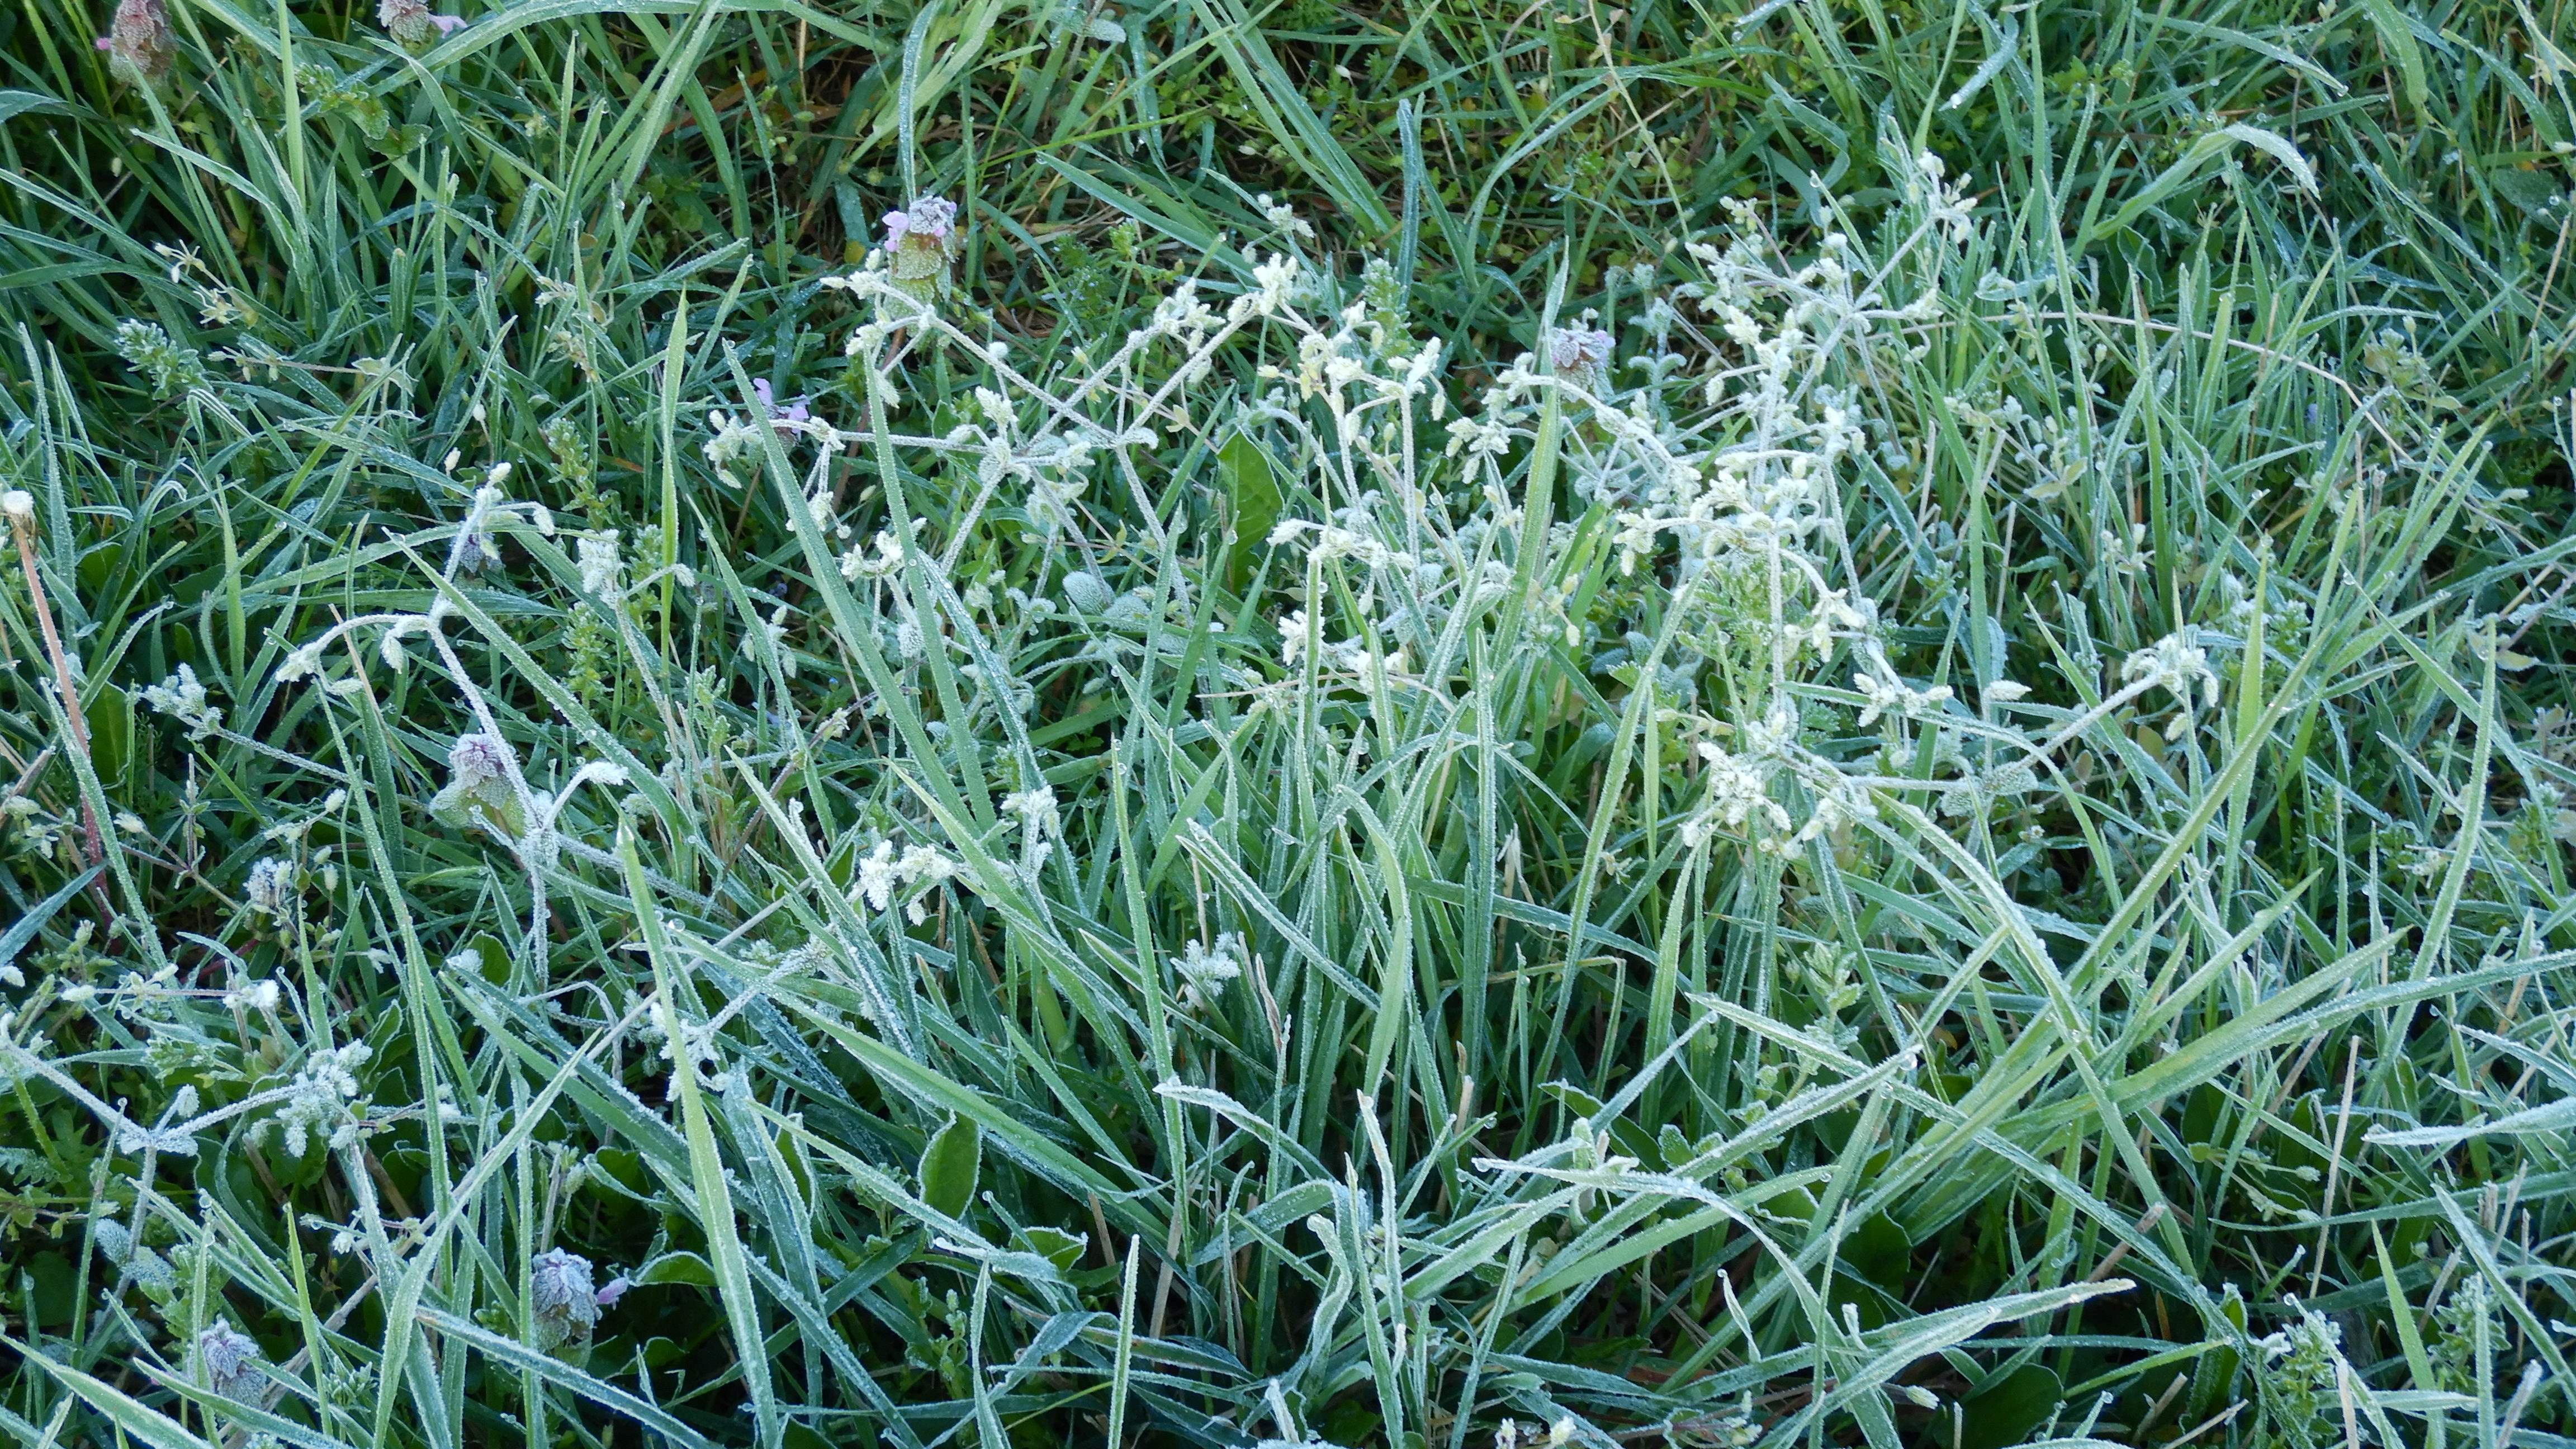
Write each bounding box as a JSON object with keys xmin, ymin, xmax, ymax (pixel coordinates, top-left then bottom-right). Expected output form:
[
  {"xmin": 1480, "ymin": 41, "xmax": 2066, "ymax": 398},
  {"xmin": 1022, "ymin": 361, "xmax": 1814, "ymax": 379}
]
[
  {"xmin": 1220, "ymin": 429, "xmax": 1280, "ymax": 595},
  {"xmin": 634, "ymin": 1251, "xmax": 720, "ymax": 1287},
  {"xmin": 918, "ymin": 1115, "xmax": 982, "ymax": 1220},
  {"xmin": 461, "ymin": 932, "xmax": 512, "ymax": 984},
  {"xmin": 1954, "ymin": 1365, "xmax": 2061, "ymax": 1449},
  {"xmin": 88, "ymin": 682, "xmax": 132, "ymax": 792},
  {"xmin": 0, "ymin": 91, "xmax": 74, "ymax": 126}
]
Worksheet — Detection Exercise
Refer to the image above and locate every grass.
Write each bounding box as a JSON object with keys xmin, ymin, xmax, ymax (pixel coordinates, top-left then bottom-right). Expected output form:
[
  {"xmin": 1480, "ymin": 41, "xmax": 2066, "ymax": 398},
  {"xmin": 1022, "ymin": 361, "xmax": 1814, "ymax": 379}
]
[{"xmin": 1, "ymin": 0, "xmax": 2573, "ymax": 1446}]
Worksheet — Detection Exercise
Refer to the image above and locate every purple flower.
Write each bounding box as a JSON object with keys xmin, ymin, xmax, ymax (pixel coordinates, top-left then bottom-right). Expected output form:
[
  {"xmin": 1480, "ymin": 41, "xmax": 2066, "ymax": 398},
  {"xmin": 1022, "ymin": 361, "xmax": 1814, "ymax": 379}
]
[
  {"xmin": 378, "ymin": 0, "xmax": 465, "ymax": 46},
  {"xmin": 751, "ymin": 379, "xmax": 811, "ymax": 425},
  {"xmin": 195, "ymin": 1320, "xmax": 264, "ymax": 1399},
  {"xmin": 1547, "ymin": 324, "xmax": 1614, "ymax": 374},
  {"xmin": 530, "ymin": 1247, "xmax": 601, "ymax": 1352},
  {"xmin": 594, "ymin": 1275, "xmax": 631, "ymax": 1309},
  {"xmin": 883, "ymin": 193, "xmax": 958, "ymax": 247},
  {"xmin": 96, "ymin": 0, "xmax": 174, "ymax": 84}
]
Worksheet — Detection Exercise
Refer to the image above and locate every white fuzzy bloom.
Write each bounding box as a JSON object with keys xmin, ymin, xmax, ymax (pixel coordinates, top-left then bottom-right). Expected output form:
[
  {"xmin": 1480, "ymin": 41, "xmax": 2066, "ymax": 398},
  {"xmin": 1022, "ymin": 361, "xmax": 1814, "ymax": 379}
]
[
  {"xmin": 1853, "ymin": 672, "xmax": 1952, "ymax": 727},
  {"xmin": 271, "ymin": 1041, "xmax": 372, "ymax": 1157},
  {"xmin": 1249, "ymin": 253, "xmax": 1300, "ymax": 315},
  {"xmin": 854, "ymin": 839, "xmax": 960, "ymax": 920},
  {"xmin": 1171, "ymin": 933, "xmax": 1244, "ymax": 1012},
  {"xmin": 1689, "ymin": 741, "xmax": 1791, "ymax": 837},
  {"xmin": 577, "ymin": 531, "xmax": 624, "ymax": 600},
  {"xmin": 1, "ymin": 490, "xmax": 35, "ymax": 522},
  {"xmin": 140, "ymin": 664, "xmax": 224, "ymax": 740},
  {"xmin": 244, "ymin": 858, "xmax": 298, "ymax": 926},
  {"xmin": 2122, "ymin": 632, "xmax": 2220, "ymax": 716},
  {"xmin": 1002, "ymin": 785, "xmax": 1060, "ymax": 836}
]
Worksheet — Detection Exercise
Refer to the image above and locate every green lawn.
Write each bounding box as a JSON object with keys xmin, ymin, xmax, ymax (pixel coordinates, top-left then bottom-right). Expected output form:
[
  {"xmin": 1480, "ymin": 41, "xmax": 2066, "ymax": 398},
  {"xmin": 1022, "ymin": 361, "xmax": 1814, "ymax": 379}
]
[{"xmin": 1, "ymin": 1, "xmax": 2572, "ymax": 1446}]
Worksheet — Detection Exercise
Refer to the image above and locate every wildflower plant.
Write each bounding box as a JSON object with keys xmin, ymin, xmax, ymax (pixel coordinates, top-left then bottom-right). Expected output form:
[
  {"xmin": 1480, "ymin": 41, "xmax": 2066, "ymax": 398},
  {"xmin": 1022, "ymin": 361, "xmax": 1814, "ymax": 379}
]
[{"xmin": 2, "ymin": 4, "xmax": 2573, "ymax": 1449}]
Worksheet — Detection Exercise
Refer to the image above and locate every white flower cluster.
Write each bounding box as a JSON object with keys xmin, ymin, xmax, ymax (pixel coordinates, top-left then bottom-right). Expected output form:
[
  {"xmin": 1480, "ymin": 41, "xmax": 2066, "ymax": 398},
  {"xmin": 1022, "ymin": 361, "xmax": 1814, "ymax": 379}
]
[
  {"xmin": 854, "ymin": 840, "xmax": 961, "ymax": 924},
  {"xmin": 139, "ymin": 664, "xmax": 222, "ymax": 740},
  {"xmin": 269, "ymin": 1040, "xmax": 372, "ymax": 1158},
  {"xmin": 2121, "ymin": 631, "xmax": 2222, "ymax": 739},
  {"xmin": 244, "ymin": 856, "xmax": 300, "ymax": 927},
  {"xmin": 1171, "ymin": 933, "xmax": 1244, "ymax": 1014}
]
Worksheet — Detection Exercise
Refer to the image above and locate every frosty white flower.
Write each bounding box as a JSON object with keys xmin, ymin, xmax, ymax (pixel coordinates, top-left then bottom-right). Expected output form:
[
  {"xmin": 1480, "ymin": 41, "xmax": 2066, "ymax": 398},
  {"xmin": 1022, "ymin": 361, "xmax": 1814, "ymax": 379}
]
[
  {"xmin": 1, "ymin": 490, "xmax": 34, "ymax": 522},
  {"xmin": 577, "ymin": 531, "xmax": 624, "ymax": 600},
  {"xmin": 744, "ymin": 604, "xmax": 795, "ymax": 675},
  {"xmin": 530, "ymin": 1247, "xmax": 601, "ymax": 1352},
  {"xmin": 244, "ymin": 857, "xmax": 298, "ymax": 927},
  {"xmin": 1172, "ymin": 933, "xmax": 1244, "ymax": 1013},
  {"xmin": 1852, "ymin": 672, "xmax": 1952, "ymax": 727},
  {"xmin": 1547, "ymin": 322, "xmax": 1614, "ymax": 375},
  {"xmin": 703, "ymin": 409, "xmax": 770, "ymax": 478},
  {"xmin": 140, "ymin": 663, "xmax": 224, "ymax": 740},
  {"xmin": 224, "ymin": 976, "xmax": 282, "ymax": 1013},
  {"xmin": 1277, "ymin": 609, "xmax": 1314, "ymax": 669},
  {"xmin": 1248, "ymin": 252, "xmax": 1300, "ymax": 315},
  {"xmin": 2122, "ymin": 631, "xmax": 2220, "ymax": 738},
  {"xmin": 1690, "ymin": 741, "xmax": 1791, "ymax": 836},
  {"xmin": 1257, "ymin": 193, "xmax": 1315, "ymax": 239},
  {"xmin": 271, "ymin": 1041, "xmax": 372, "ymax": 1157},
  {"xmin": 273, "ymin": 642, "xmax": 328, "ymax": 687},
  {"xmin": 841, "ymin": 528, "xmax": 906, "ymax": 581},
  {"xmin": 195, "ymin": 1320, "xmax": 264, "ymax": 1399},
  {"xmin": 1002, "ymin": 785, "xmax": 1060, "ymax": 836},
  {"xmin": 854, "ymin": 840, "xmax": 960, "ymax": 920}
]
